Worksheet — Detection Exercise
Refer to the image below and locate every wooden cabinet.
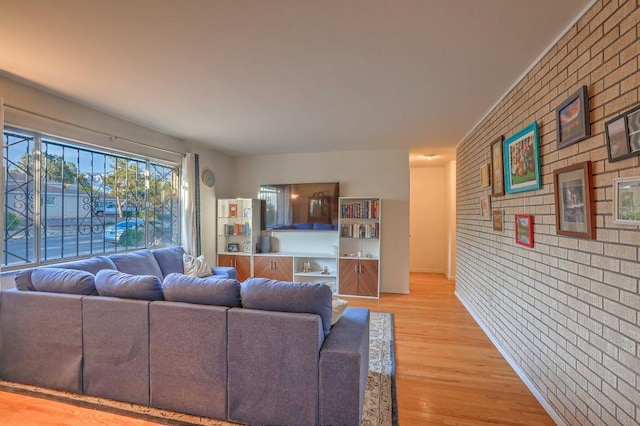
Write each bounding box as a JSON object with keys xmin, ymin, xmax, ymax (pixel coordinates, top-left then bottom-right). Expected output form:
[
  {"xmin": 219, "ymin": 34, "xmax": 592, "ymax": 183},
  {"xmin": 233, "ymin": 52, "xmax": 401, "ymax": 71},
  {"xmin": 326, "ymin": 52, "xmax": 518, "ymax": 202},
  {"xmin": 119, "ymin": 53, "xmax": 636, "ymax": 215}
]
[
  {"xmin": 339, "ymin": 258, "xmax": 379, "ymax": 297},
  {"xmin": 218, "ymin": 254, "xmax": 251, "ymax": 282},
  {"xmin": 253, "ymin": 255, "xmax": 293, "ymax": 281}
]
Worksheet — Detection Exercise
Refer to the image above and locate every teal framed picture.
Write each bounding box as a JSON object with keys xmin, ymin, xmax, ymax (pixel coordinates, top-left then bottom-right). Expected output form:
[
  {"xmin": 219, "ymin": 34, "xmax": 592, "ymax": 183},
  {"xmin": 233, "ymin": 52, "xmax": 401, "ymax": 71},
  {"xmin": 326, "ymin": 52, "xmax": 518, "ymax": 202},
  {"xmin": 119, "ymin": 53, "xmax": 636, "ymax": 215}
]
[{"xmin": 503, "ymin": 122, "xmax": 541, "ymax": 194}]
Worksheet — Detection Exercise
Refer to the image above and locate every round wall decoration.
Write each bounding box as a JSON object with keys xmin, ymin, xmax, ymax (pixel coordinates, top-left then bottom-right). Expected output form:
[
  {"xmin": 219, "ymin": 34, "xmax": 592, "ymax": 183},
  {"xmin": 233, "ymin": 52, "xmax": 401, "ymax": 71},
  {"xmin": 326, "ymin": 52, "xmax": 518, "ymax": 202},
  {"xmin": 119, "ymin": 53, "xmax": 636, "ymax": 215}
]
[{"xmin": 201, "ymin": 168, "xmax": 215, "ymax": 187}]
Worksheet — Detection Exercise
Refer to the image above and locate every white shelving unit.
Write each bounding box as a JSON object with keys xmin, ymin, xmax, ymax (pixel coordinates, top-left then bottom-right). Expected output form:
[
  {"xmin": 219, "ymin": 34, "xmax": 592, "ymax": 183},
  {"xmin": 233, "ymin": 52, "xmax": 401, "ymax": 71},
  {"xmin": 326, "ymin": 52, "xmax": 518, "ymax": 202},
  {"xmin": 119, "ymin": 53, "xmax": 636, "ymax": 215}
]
[
  {"xmin": 217, "ymin": 198, "xmax": 261, "ymax": 280},
  {"xmin": 338, "ymin": 197, "xmax": 381, "ymax": 298},
  {"xmin": 292, "ymin": 254, "xmax": 338, "ymax": 292}
]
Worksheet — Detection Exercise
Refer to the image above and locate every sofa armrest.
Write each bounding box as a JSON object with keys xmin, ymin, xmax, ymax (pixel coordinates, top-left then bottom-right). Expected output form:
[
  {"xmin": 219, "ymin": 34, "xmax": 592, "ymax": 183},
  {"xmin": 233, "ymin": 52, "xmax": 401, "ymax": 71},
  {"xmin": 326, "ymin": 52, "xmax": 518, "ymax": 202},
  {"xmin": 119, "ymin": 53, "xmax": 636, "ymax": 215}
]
[
  {"xmin": 319, "ymin": 307, "xmax": 370, "ymax": 426},
  {"xmin": 210, "ymin": 266, "xmax": 237, "ymax": 279}
]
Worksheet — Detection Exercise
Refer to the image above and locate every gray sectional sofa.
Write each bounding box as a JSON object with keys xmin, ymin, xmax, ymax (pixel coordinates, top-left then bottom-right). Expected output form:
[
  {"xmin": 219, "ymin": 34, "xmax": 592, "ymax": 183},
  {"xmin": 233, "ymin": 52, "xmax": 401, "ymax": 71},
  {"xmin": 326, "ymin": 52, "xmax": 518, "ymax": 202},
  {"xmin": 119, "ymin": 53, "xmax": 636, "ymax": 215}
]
[{"xmin": 0, "ymin": 246, "xmax": 370, "ymax": 425}]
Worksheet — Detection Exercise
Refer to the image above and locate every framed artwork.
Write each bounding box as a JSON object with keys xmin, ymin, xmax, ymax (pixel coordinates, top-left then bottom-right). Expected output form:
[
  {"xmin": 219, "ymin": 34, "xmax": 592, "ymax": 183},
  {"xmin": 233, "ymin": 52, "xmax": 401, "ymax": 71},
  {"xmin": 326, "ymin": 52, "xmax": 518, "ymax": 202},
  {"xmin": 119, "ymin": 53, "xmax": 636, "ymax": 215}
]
[
  {"xmin": 556, "ymin": 86, "xmax": 590, "ymax": 149},
  {"xmin": 553, "ymin": 161, "xmax": 595, "ymax": 239},
  {"xmin": 503, "ymin": 122, "xmax": 541, "ymax": 194},
  {"xmin": 227, "ymin": 243, "xmax": 240, "ymax": 252},
  {"xmin": 626, "ymin": 105, "xmax": 640, "ymax": 153},
  {"xmin": 606, "ymin": 115, "xmax": 631, "ymax": 162},
  {"xmin": 492, "ymin": 210, "xmax": 503, "ymax": 231},
  {"xmin": 515, "ymin": 214, "xmax": 534, "ymax": 247},
  {"xmin": 490, "ymin": 136, "xmax": 504, "ymax": 197},
  {"xmin": 480, "ymin": 164, "xmax": 491, "ymax": 188},
  {"xmin": 229, "ymin": 203, "xmax": 238, "ymax": 217},
  {"xmin": 613, "ymin": 177, "xmax": 640, "ymax": 225},
  {"xmin": 480, "ymin": 196, "xmax": 491, "ymax": 219}
]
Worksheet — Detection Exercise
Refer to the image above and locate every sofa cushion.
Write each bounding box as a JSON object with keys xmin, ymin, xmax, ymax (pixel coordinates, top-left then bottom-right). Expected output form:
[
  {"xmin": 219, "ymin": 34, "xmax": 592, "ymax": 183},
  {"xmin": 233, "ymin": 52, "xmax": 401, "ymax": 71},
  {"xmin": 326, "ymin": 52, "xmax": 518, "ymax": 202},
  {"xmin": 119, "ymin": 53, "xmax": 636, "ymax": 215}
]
[
  {"xmin": 163, "ymin": 273, "xmax": 241, "ymax": 307},
  {"xmin": 110, "ymin": 250, "xmax": 163, "ymax": 280},
  {"xmin": 95, "ymin": 269, "xmax": 163, "ymax": 301},
  {"xmin": 15, "ymin": 255, "xmax": 116, "ymax": 291},
  {"xmin": 241, "ymin": 278, "xmax": 333, "ymax": 337},
  {"xmin": 31, "ymin": 268, "xmax": 97, "ymax": 295},
  {"xmin": 183, "ymin": 254, "xmax": 213, "ymax": 278},
  {"xmin": 152, "ymin": 246, "xmax": 185, "ymax": 277}
]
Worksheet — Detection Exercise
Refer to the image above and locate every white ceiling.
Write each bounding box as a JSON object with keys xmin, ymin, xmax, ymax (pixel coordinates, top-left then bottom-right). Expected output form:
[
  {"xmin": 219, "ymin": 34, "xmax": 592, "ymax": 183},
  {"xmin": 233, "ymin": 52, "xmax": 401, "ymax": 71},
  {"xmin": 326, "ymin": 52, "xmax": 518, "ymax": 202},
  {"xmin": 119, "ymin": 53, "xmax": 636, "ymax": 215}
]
[{"xmin": 0, "ymin": 0, "xmax": 591, "ymax": 167}]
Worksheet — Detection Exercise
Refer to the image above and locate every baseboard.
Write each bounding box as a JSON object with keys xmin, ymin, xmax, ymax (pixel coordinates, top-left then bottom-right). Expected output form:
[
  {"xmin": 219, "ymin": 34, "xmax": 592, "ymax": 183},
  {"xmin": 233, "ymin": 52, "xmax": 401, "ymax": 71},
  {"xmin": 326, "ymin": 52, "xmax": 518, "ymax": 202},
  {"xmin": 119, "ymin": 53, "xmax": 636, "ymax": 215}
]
[{"xmin": 455, "ymin": 290, "xmax": 566, "ymax": 426}]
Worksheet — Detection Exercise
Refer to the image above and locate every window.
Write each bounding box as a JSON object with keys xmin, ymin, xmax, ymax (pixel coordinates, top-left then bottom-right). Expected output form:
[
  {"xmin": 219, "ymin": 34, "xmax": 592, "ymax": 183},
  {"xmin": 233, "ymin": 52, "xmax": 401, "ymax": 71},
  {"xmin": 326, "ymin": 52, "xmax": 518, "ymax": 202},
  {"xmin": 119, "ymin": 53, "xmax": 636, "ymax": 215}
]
[{"xmin": 3, "ymin": 127, "xmax": 181, "ymax": 269}]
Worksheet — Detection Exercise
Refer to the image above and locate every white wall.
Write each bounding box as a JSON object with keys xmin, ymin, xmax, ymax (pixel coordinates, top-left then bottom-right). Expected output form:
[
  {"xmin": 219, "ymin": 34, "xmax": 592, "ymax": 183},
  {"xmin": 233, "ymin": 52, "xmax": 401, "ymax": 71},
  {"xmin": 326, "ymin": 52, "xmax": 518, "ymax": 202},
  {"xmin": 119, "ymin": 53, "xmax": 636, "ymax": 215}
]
[
  {"xmin": 234, "ymin": 150, "xmax": 410, "ymax": 294},
  {"xmin": 409, "ymin": 167, "xmax": 448, "ymax": 273}
]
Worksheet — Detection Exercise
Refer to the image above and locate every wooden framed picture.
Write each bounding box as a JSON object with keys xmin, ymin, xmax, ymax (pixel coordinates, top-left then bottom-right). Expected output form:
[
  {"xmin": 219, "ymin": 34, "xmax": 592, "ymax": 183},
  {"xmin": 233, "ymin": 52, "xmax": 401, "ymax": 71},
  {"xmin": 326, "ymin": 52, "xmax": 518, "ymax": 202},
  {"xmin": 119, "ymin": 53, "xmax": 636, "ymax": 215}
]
[
  {"xmin": 490, "ymin": 136, "xmax": 504, "ymax": 197},
  {"xmin": 480, "ymin": 196, "xmax": 491, "ymax": 219},
  {"xmin": 503, "ymin": 122, "xmax": 541, "ymax": 194},
  {"xmin": 606, "ymin": 115, "xmax": 631, "ymax": 162},
  {"xmin": 229, "ymin": 203, "xmax": 238, "ymax": 217},
  {"xmin": 480, "ymin": 164, "xmax": 491, "ymax": 188},
  {"xmin": 492, "ymin": 210, "xmax": 503, "ymax": 231},
  {"xmin": 556, "ymin": 86, "xmax": 590, "ymax": 149},
  {"xmin": 515, "ymin": 214, "xmax": 534, "ymax": 247},
  {"xmin": 553, "ymin": 161, "xmax": 595, "ymax": 239},
  {"xmin": 613, "ymin": 177, "xmax": 640, "ymax": 225}
]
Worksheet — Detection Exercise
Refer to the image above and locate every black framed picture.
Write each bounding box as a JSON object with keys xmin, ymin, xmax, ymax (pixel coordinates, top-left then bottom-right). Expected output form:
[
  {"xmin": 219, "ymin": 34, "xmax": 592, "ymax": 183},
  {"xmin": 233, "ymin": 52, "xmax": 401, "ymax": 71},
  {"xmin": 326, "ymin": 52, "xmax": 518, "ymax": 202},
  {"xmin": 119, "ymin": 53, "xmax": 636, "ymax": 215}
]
[
  {"xmin": 556, "ymin": 86, "xmax": 590, "ymax": 149},
  {"xmin": 606, "ymin": 115, "xmax": 631, "ymax": 162}
]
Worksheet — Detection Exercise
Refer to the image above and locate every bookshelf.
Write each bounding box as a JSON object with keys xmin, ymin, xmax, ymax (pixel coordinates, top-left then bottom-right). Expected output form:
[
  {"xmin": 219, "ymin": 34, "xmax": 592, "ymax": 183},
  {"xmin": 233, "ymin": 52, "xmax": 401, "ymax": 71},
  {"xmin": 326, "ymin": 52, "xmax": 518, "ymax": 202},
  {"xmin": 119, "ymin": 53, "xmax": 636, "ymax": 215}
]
[
  {"xmin": 217, "ymin": 198, "xmax": 261, "ymax": 281},
  {"xmin": 338, "ymin": 197, "xmax": 380, "ymax": 298}
]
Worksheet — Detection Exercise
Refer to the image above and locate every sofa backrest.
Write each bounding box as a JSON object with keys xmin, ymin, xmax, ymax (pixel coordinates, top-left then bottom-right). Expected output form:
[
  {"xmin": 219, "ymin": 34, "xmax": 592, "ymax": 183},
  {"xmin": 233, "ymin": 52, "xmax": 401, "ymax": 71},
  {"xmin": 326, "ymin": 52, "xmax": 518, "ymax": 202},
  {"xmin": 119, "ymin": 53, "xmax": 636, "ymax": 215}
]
[
  {"xmin": 109, "ymin": 249, "xmax": 163, "ymax": 280},
  {"xmin": 151, "ymin": 246, "xmax": 185, "ymax": 277},
  {"xmin": 15, "ymin": 256, "xmax": 117, "ymax": 291}
]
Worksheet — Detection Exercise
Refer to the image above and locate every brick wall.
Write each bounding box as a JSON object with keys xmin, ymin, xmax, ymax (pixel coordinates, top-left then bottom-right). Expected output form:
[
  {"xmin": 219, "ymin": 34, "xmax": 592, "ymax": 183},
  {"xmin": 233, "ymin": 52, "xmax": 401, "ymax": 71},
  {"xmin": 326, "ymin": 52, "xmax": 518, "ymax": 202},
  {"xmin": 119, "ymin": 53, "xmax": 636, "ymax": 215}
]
[{"xmin": 456, "ymin": 1, "xmax": 640, "ymax": 424}]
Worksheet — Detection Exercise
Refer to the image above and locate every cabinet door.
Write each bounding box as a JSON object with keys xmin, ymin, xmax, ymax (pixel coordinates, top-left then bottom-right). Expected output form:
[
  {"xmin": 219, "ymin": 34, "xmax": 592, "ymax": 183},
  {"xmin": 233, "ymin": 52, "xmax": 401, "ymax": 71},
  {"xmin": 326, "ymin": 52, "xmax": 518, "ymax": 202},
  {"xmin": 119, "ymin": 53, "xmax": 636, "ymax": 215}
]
[
  {"xmin": 218, "ymin": 254, "xmax": 235, "ymax": 268},
  {"xmin": 235, "ymin": 255, "xmax": 251, "ymax": 282},
  {"xmin": 253, "ymin": 256, "xmax": 273, "ymax": 278},
  {"xmin": 339, "ymin": 258, "xmax": 359, "ymax": 296},
  {"xmin": 253, "ymin": 256, "xmax": 293, "ymax": 281},
  {"xmin": 358, "ymin": 259, "xmax": 379, "ymax": 297}
]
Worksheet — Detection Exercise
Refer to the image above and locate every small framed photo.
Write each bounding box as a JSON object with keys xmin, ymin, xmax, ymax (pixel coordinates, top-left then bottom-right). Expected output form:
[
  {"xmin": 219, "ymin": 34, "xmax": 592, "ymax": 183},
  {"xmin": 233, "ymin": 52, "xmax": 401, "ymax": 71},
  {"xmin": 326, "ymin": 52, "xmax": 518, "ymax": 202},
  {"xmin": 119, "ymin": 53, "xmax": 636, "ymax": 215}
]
[
  {"xmin": 490, "ymin": 136, "xmax": 504, "ymax": 197},
  {"xmin": 626, "ymin": 106, "xmax": 640, "ymax": 153},
  {"xmin": 553, "ymin": 161, "xmax": 595, "ymax": 239},
  {"xmin": 606, "ymin": 115, "xmax": 631, "ymax": 162},
  {"xmin": 227, "ymin": 243, "xmax": 240, "ymax": 252},
  {"xmin": 515, "ymin": 214, "xmax": 534, "ymax": 247},
  {"xmin": 613, "ymin": 177, "xmax": 640, "ymax": 225},
  {"xmin": 503, "ymin": 122, "xmax": 541, "ymax": 194},
  {"xmin": 480, "ymin": 197, "xmax": 491, "ymax": 218},
  {"xmin": 480, "ymin": 164, "xmax": 491, "ymax": 188},
  {"xmin": 556, "ymin": 86, "xmax": 590, "ymax": 149},
  {"xmin": 492, "ymin": 210, "xmax": 503, "ymax": 231},
  {"xmin": 229, "ymin": 203, "xmax": 238, "ymax": 217}
]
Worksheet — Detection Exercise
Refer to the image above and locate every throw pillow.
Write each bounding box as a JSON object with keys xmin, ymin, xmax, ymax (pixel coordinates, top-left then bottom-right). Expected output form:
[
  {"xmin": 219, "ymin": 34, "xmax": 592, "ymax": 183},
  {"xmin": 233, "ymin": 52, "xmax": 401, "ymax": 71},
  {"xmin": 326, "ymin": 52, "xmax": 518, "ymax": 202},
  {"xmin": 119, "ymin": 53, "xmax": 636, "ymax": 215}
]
[
  {"xmin": 183, "ymin": 253, "xmax": 213, "ymax": 277},
  {"xmin": 331, "ymin": 297, "xmax": 349, "ymax": 325},
  {"xmin": 163, "ymin": 273, "xmax": 241, "ymax": 307},
  {"xmin": 109, "ymin": 249, "xmax": 164, "ymax": 280},
  {"xmin": 31, "ymin": 268, "xmax": 97, "ymax": 295},
  {"xmin": 95, "ymin": 269, "xmax": 164, "ymax": 301}
]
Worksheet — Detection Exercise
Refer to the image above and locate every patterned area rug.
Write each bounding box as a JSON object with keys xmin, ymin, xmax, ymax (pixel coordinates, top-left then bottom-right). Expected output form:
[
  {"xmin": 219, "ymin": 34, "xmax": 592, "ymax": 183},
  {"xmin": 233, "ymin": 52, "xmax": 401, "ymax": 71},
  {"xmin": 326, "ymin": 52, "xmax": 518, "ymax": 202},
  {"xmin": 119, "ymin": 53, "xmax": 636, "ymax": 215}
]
[{"xmin": 0, "ymin": 311, "xmax": 397, "ymax": 425}]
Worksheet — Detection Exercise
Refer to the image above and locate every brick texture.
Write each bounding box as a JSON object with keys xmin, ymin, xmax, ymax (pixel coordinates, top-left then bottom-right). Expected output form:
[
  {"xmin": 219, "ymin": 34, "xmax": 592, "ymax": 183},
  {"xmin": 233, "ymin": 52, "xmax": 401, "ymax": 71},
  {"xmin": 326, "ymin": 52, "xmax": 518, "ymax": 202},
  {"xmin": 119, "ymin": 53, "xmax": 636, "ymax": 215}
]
[{"xmin": 456, "ymin": 1, "xmax": 640, "ymax": 424}]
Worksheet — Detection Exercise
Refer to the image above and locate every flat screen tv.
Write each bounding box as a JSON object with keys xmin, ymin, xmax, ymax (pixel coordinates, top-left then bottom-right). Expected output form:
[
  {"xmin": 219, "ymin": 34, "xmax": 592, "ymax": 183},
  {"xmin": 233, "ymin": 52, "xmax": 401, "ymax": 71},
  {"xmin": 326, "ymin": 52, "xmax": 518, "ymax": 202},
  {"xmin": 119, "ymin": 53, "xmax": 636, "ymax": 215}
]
[{"xmin": 259, "ymin": 182, "xmax": 339, "ymax": 231}]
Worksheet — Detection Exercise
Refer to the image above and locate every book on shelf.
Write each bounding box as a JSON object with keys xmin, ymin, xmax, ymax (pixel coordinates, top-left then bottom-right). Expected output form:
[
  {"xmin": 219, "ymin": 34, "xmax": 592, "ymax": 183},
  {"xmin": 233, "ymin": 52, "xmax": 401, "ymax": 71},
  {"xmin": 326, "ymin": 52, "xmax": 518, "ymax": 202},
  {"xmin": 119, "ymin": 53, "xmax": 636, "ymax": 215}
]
[
  {"xmin": 341, "ymin": 199, "xmax": 379, "ymax": 219},
  {"xmin": 223, "ymin": 222, "xmax": 251, "ymax": 236},
  {"xmin": 340, "ymin": 223, "xmax": 379, "ymax": 238}
]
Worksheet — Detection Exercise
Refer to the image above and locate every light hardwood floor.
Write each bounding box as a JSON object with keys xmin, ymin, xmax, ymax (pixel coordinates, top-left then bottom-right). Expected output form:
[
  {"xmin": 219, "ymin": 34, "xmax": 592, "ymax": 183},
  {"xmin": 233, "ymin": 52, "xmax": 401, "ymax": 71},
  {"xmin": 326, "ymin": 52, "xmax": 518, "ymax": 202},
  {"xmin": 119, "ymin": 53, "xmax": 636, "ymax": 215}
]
[{"xmin": 0, "ymin": 273, "xmax": 553, "ymax": 425}]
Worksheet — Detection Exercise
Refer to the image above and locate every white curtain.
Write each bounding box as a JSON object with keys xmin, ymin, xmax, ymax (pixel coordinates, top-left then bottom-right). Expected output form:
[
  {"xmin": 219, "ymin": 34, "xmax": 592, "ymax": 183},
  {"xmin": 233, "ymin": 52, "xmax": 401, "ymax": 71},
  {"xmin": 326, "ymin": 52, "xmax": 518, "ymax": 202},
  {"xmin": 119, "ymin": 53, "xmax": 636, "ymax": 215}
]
[{"xmin": 181, "ymin": 153, "xmax": 197, "ymax": 255}]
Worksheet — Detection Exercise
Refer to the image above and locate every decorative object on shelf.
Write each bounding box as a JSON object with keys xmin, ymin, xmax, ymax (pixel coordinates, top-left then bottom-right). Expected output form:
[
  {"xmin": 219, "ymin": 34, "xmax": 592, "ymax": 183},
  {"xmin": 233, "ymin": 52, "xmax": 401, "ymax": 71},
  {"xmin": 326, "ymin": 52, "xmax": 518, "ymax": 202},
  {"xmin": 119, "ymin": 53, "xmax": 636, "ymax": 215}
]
[
  {"xmin": 227, "ymin": 243, "xmax": 240, "ymax": 252},
  {"xmin": 515, "ymin": 214, "xmax": 534, "ymax": 247},
  {"xmin": 322, "ymin": 265, "xmax": 330, "ymax": 275},
  {"xmin": 200, "ymin": 168, "xmax": 215, "ymax": 188},
  {"xmin": 229, "ymin": 203, "xmax": 238, "ymax": 217},
  {"xmin": 613, "ymin": 177, "xmax": 640, "ymax": 225},
  {"xmin": 553, "ymin": 161, "xmax": 595, "ymax": 239},
  {"xmin": 492, "ymin": 210, "xmax": 503, "ymax": 231},
  {"xmin": 243, "ymin": 241, "xmax": 252, "ymax": 253},
  {"xmin": 302, "ymin": 261, "xmax": 311, "ymax": 273},
  {"xmin": 556, "ymin": 85, "xmax": 590, "ymax": 149},
  {"xmin": 480, "ymin": 196, "xmax": 490, "ymax": 219},
  {"xmin": 490, "ymin": 136, "xmax": 504, "ymax": 197},
  {"xmin": 503, "ymin": 121, "xmax": 541, "ymax": 194},
  {"xmin": 480, "ymin": 163, "xmax": 491, "ymax": 188},
  {"xmin": 243, "ymin": 207, "xmax": 251, "ymax": 218}
]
